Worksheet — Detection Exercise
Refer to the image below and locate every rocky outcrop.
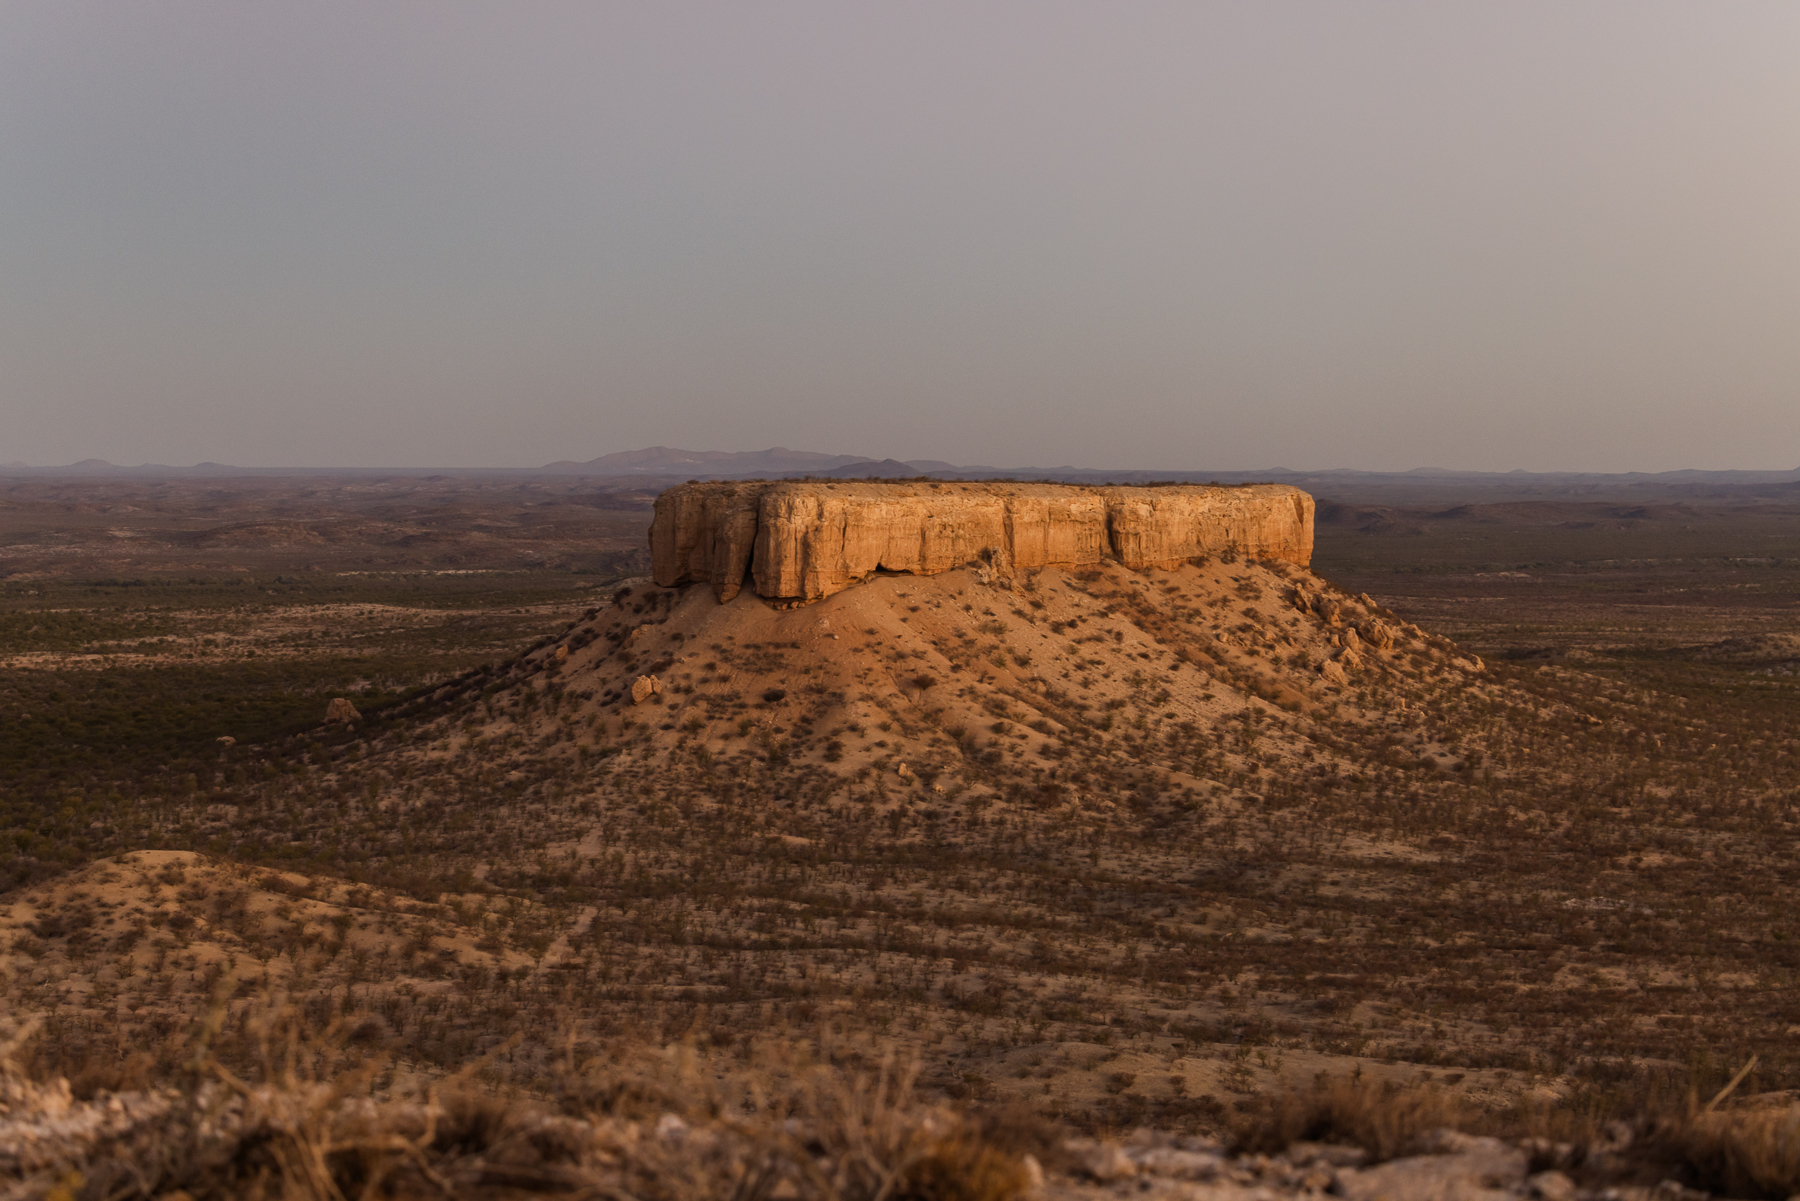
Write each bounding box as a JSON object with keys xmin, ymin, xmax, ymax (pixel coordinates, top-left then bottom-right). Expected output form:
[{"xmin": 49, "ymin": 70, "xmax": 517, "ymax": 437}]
[
  {"xmin": 647, "ymin": 481, "xmax": 766, "ymax": 603},
  {"xmin": 652, "ymin": 481, "xmax": 1314, "ymax": 602}
]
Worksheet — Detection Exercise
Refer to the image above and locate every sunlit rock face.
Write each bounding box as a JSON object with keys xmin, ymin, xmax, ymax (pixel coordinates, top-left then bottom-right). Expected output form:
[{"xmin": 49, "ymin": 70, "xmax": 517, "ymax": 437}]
[{"xmin": 651, "ymin": 480, "xmax": 1314, "ymax": 602}]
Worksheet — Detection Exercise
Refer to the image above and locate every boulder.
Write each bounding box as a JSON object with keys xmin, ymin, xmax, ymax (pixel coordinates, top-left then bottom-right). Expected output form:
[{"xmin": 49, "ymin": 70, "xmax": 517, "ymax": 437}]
[
  {"xmin": 1077, "ymin": 1142, "xmax": 1138, "ymax": 1183},
  {"xmin": 1528, "ymin": 1170, "xmax": 1577, "ymax": 1201},
  {"xmin": 324, "ymin": 697, "xmax": 361, "ymax": 723},
  {"xmin": 652, "ymin": 481, "xmax": 1314, "ymax": 603},
  {"xmin": 1361, "ymin": 621, "xmax": 1395, "ymax": 651},
  {"xmin": 1334, "ymin": 1132, "xmax": 1527, "ymax": 1201},
  {"xmin": 630, "ymin": 675, "xmax": 661, "ymax": 705},
  {"xmin": 1128, "ymin": 1147, "xmax": 1225, "ymax": 1180}
]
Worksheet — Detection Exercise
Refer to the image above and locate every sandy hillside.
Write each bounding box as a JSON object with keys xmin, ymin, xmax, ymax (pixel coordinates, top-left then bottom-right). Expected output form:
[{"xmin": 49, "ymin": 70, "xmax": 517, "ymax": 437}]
[{"xmin": 411, "ymin": 557, "xmax": 1496, "ymax": 804}]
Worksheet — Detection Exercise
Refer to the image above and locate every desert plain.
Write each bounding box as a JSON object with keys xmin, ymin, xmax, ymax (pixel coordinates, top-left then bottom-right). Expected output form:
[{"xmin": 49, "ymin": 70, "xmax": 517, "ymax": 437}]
[{"xmin": 4, "ymin": 469, "xmax": 1800, "ymax": 1199}]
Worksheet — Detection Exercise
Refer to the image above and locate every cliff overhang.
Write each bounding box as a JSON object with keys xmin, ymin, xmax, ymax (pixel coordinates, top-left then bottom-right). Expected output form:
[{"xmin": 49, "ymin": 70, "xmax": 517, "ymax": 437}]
[{"xmin": 651, "ymin": 480, "xmax": 1314, "ymax": 604}]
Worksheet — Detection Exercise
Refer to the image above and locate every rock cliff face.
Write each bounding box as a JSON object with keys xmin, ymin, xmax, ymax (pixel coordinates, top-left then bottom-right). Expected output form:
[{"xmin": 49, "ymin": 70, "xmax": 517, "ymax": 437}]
[{"xmin": 652, "ymin": 481, "xmax": 1314, "ymax": 603}]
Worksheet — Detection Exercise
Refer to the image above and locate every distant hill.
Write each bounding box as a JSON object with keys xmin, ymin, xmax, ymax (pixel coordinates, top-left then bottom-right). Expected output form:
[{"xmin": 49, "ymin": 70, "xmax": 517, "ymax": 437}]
[
  {"xmin": 541, "ymin": 446, "xmax": 978, "ymax": 478},
  {"xmin": 542, "ymin": 446, "xmax": 879, "ymax": 476}
]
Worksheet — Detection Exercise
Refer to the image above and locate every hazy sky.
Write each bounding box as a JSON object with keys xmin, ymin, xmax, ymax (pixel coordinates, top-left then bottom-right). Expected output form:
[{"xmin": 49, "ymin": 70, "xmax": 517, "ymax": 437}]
[{"xmin": 3, "ymin": 3, "xmax": 1798, "ymax": 472}]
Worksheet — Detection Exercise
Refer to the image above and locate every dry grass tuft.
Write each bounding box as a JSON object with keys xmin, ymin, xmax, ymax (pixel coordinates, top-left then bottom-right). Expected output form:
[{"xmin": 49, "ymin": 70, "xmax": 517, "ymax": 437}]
[
  {"xmin": 1228, "ymin": 1076, "xmax": 1470, "ymax": 1161},
  {"xmin": 557, "ymin": 1040, "xmax": 1042, "ymax": 1201},
  {"xmin": 897, "ymin": 1131, "xmax": 1037, "ymax": 1201},
  {"xmin": 1639, "ymin": 1105, "xmax": 1800, "ymax": 1200}
]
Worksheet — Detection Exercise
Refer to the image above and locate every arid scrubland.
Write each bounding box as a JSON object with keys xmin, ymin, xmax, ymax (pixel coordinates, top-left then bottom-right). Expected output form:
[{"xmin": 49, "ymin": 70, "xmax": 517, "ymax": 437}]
[{"xmin": 4, "ymin": 480, "xmax": 1800, "ymax": 1197}]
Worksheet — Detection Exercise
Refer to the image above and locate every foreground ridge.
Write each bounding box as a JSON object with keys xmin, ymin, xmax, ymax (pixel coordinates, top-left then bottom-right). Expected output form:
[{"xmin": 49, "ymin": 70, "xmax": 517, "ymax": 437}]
[{"xmin": 3, "ymin": 1042, "xmax": 1776, "ymax": 1201}]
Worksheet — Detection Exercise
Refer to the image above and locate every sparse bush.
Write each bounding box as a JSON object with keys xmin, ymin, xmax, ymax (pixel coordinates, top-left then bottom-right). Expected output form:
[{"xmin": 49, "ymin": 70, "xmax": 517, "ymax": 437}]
[
  {"xmin": 1229, "ymin": 1077, "xmax": 1468, "ymax": 1161},
  {"xmin": 1641, "ymin": 1103, "xmax": 1800, "ymax": 1199}
]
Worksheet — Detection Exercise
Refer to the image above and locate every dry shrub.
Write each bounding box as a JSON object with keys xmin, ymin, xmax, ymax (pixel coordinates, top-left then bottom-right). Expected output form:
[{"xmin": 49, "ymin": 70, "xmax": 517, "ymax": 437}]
[
  {"xmin": 898, "ymin": 1131, "xmax": 1035, "ymax": 1201},
  {"xmin": 967, "ymin": 1103, "xmax": 1076, "ymax": 1177},
  {"xmin": 798, "ymin": 1050, "xmax": 1037, "ymax": 1201},
  {"xmin": 1228, "ymin": 1076, "xmax": 1469, "ymax": 1161},
  {"xmin": 558, "ymin": 1038, "xmax": 1041, "ymax": 1201},
  {"xmin": 1640, "ymin": 1105, "xmax": 1800, "ymax": 1200}
]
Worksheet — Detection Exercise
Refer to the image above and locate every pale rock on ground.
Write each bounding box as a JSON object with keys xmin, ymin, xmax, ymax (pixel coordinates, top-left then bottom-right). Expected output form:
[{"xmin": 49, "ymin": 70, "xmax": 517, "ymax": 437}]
[
  {"xmin": 323, "ymin": 696, "xmax": 361, "ymax": 723},
  {"xmin": 1053, "ymin": 1130, "xmax": 1684, "ymax": 1201}
]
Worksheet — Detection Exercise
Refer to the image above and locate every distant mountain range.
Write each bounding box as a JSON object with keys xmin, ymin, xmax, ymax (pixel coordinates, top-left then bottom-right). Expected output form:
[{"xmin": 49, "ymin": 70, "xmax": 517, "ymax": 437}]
[
  {"xmin": 7, "ymin": 448, "xmax": 1800, "ymax": 504},
  {"xmin": 0, "ymin": 458, "xmax": 259, "ymax": 477},
  {"xmin": 540, "ymin": 446, "xmax": 961, "ymax": 477},
  {"xmin": 0, "ymin": 447, "xmax": 963, "ymax": 479}
]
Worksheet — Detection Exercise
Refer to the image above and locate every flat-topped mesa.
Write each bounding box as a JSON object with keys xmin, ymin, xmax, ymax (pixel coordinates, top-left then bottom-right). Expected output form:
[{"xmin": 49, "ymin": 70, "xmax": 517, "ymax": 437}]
[{"xmin": 651, "ymin": 480, "xmax": 1314, "ymax": 603}]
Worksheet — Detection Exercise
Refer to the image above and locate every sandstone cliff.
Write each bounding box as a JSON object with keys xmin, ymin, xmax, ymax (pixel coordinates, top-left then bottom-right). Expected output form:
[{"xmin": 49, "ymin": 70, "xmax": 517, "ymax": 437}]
[{"xmin": 652, "ymin": 480, "xmax": 1313, "ymax": 602}]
